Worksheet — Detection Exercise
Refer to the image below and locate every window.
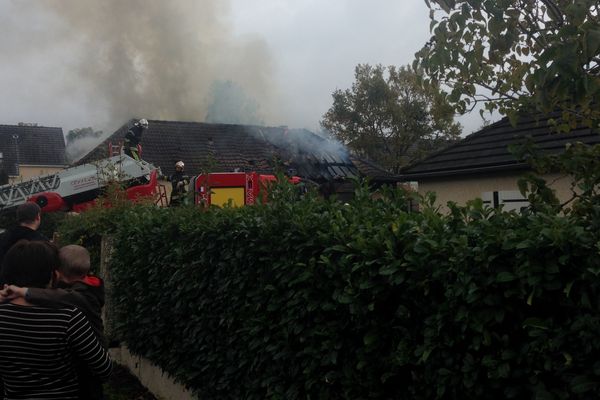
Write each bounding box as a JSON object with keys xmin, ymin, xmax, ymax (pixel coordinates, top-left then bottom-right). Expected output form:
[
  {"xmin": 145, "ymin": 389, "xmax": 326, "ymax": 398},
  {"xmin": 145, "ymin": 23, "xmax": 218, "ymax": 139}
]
[{"xmin": 482, "ymin": 190, "xmax": 529, "ymax": 212}]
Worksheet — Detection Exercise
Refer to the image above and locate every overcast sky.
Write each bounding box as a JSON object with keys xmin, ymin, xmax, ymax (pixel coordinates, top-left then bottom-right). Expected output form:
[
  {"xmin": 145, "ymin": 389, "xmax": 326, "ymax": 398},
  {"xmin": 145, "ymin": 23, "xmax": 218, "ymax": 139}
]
[{"xmin": 0, "ymin": 0, "xmax": 486, "ymax": 142}]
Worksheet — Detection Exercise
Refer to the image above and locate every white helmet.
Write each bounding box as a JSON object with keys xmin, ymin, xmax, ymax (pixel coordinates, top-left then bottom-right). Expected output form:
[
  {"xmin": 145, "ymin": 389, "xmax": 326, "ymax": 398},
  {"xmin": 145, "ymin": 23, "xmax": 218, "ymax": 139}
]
[
  {"xmin": 175, "ymin": 161, "xmax": 184, "ymax": 169},
  {"xmin": 138, "ymin": 118, "xmax": 149, "ymax": 128}
]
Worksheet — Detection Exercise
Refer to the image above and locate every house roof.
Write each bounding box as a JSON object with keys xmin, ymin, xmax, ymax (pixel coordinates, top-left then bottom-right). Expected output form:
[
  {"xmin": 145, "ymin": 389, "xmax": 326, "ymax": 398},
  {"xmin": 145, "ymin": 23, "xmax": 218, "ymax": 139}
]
[
  {"xmin": 349, "ymin": 155, "xmax": 401, "ymax": 183},
  {"xmin": 0, "ymin": 124, "xmax": 66, "ymax": 176},
  {"xmin": 400, "ymin": 113, "xmax": 600, "ymax": 180},
  {"xmin": 77, "ymin": 120, "xmax": 394, "ymax": 183}
]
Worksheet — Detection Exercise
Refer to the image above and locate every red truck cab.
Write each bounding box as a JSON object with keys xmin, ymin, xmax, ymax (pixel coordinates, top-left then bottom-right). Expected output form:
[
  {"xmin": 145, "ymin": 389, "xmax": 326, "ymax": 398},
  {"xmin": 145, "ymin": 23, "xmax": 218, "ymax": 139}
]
[{"xmin": 191, "ymin": 172, "xmax": 301, "ymax": 207}]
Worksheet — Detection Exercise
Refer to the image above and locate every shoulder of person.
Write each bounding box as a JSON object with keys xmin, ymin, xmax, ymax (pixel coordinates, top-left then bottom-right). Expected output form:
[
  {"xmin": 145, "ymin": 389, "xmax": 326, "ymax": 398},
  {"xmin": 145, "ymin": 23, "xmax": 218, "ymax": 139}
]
[
  {"xmin": 0, "ymin": 228, "xmax": 11, "ymax": 244},
  {"xmin": 2, "ymin": 226, "xmax": 31, "ymax": 244},
  {"xmin": 33, "ymin": 231, "xmax": 49, "ymax": 241},
  {"xmin": 62, "ymin": 305, "xmax": 87, "ymax": 318},
  {"xmin": 31, "ymin": 304, "xmax": 82, "ymax": 316}
]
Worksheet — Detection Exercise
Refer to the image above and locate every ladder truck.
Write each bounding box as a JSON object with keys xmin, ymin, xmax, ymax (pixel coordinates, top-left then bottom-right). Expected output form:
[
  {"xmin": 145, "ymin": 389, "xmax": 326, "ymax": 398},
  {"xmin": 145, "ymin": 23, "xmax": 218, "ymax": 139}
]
[{"xmin": 0, "ymin": 154, "xmax": 158, "ymax": 213}]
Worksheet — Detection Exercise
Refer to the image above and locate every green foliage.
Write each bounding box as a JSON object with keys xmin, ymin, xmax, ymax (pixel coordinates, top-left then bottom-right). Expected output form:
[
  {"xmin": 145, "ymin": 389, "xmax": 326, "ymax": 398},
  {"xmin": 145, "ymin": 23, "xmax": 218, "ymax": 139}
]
[
  {"xmin": 57, "ymin": 182, "xmax": 147, "ymax": 272},
  {"xmin": 57, "ymin": 180, "xmax": 600, "ymax": 399},
  {"xmin": 415, "ymin": 0, "xmax": 600, "ymax": 130},
  {"xmin": 38, "ymin": 212, "xmax": 67, "ymax": 240},
  {"xmin": 321, "ymin": 64, "xmax": 462, "ymax": 173}
]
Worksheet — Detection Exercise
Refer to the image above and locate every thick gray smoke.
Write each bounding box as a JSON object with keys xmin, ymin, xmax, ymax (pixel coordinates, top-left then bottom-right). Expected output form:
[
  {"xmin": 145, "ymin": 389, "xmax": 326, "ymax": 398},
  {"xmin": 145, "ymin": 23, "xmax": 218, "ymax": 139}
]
[
  {"xmin": 2, "ymin": 0, "xmax": 351, "ymax": 163},
  {"xmin": 205, "ymin": 80, "xmax": 264, "ymax": 125},
  {"xmin": 10, "ymin": 0, "xmax": 275, "ymax": 137}
]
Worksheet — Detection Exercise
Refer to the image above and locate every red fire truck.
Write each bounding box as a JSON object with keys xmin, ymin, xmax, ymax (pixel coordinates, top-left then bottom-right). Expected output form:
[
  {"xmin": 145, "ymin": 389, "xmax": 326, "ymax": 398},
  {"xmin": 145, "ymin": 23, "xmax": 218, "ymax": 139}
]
[
  {"xmin": 0, "ymin": 147, "xmax": 301, "ymax": 212},
  {"xmin": 191, "ymin": 172, "xmax": 301, "ymax": 207}
]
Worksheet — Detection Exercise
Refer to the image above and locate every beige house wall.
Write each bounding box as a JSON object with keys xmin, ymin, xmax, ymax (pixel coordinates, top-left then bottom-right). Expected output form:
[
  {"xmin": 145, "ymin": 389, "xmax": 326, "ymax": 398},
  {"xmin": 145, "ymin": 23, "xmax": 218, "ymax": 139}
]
[
  {"xmin": 9, "ymin": 165, "xmax": 66, "ymax": 184},
  {"xmin": 417, "ymin": 172, "xmax": 575, "ymax": 212}
]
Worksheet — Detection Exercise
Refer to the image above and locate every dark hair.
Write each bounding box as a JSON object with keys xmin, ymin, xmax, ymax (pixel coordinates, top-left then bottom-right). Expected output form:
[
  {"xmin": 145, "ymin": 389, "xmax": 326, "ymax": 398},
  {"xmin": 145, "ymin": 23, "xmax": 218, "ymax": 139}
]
[
  {"xmin": 0, "ymin": 240, "xmax": 58, "ymax": 288},
  {"xmin": 16, "ymin": 203, "xmax": 41, "ymax": 224}
]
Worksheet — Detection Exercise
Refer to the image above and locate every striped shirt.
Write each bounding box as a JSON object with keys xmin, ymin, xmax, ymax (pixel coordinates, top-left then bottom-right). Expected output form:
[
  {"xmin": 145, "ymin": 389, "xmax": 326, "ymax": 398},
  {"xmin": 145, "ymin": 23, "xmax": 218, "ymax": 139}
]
[{"xmin": 0, "ymin": 303, "xmax": 112, "ymax": 400}]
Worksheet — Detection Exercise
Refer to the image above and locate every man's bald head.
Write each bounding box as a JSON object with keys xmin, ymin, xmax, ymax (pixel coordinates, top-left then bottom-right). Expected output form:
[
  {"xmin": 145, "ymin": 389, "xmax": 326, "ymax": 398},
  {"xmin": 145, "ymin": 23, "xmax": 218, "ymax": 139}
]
[{"xmin": 58, "ymin": 245, "xmax": 91, "ymax": 279}]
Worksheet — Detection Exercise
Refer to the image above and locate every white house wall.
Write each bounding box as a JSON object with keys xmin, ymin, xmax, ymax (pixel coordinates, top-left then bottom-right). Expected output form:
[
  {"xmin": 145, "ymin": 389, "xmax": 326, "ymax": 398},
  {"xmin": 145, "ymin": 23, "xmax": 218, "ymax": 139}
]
[{"xmin": 417, "ymin": 172, "xmax": 575, "ymax": 212}]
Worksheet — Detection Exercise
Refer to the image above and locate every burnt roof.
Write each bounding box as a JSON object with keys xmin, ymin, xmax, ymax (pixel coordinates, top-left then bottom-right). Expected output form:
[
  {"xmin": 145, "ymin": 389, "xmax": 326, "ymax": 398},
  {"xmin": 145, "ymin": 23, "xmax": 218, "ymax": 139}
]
[
  {"xmin": 350, "ymin": 155, "xmax": 401, "ymax": 183},
  {"xmin": 77, "ymin": 120, "xmax": 389, "ymax": 182},
  {"xmin": 401, "ymin": 113, "xmax": 600, "ymax": 180},
  {"xmin": 0, "ymin": 124, "xmax": 66, "ymax": 176}
]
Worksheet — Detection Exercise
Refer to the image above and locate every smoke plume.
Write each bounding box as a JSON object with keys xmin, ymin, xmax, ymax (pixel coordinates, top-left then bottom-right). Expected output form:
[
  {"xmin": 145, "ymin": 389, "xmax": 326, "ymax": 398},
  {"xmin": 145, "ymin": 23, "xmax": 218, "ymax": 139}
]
[
  {"xmin": 11, "ymin": 0, "xmax": 275, "ymax": 133},
  {"xmin": 205, "ymin": 80, "xmax": 264, "ymax": 125}
]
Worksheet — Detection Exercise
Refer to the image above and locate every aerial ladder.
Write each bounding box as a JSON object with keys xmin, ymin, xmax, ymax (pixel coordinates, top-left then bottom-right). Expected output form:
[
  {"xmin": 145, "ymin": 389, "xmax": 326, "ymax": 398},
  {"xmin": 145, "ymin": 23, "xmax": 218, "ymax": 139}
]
[{"xmin": 0, "ymin": 153, "xmax": 158, "ymax": 213}]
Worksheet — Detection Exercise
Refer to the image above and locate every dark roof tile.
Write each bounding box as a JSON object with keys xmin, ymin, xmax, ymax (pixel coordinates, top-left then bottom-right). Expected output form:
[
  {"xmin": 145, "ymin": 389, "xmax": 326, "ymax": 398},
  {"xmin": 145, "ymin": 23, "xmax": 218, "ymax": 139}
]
[
  {"xmin": 78, "ymin": 120, "xmax": 381, "ymax": 182},
  {"xmin": 401, "ymin": 114, "xmax": 600, "ymax": 179},
  {"xmin": 349, "ymin": 155, "xmax": 401, "ymax": 183},
  {"xmin": 0, "ymin": 124, "xmax": 66, "ymax": 175}
]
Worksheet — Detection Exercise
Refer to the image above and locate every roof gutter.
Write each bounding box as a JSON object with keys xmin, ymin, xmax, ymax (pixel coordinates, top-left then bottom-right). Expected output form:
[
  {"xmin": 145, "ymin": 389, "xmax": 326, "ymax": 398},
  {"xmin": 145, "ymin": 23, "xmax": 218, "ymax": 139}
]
[{"xmin": 398, "ymin": 163, "xmax": 531, "ymax": 181}]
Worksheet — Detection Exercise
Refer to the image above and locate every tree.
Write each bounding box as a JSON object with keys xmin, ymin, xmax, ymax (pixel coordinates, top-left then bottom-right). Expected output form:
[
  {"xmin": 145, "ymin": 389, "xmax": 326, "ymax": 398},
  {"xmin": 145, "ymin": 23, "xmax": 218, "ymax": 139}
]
[
  {"xmin": 321, "ymin": 64, "xmax": 461, "ymax": 174},
  {"xmin": 415, "ymin": 0, "xmax": 600, "ymax": 130}
]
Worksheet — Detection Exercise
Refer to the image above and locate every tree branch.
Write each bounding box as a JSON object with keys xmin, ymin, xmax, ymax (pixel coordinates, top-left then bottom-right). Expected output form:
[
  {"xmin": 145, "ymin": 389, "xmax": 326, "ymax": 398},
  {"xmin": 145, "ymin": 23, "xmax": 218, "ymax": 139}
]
[{"xmin": 539, "ymin": 0, "xmax": 564, "ymax": 26}]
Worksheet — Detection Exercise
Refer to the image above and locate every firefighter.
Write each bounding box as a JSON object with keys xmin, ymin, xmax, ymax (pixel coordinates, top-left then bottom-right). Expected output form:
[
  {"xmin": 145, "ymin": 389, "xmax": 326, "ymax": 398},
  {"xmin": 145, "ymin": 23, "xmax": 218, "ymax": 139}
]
[
  {"xmin": 123, "ymin": 118, "xmax": 148, "ymax": 161},
  {"xmin": 169, "ymin": 161, "xmax": 190, "ymax": 207}
]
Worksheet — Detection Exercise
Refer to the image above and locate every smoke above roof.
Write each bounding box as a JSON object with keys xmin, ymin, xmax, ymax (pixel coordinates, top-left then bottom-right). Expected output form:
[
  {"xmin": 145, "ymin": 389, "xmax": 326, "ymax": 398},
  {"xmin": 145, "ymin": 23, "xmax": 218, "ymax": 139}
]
[
  {"xmin": 4, "ymin": 1, "xmax": 355, "ymax": 164},
  {"xmin": 15, "ymin": 0, "xmax": 275, "ymax": 131}
]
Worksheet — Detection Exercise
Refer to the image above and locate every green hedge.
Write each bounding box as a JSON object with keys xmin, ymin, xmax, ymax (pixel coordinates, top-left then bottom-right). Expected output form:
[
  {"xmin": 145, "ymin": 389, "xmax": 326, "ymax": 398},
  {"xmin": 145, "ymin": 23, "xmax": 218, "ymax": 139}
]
[{"xmin": 58, "ymin": 184, "xmax": 600, "ymax": 399}]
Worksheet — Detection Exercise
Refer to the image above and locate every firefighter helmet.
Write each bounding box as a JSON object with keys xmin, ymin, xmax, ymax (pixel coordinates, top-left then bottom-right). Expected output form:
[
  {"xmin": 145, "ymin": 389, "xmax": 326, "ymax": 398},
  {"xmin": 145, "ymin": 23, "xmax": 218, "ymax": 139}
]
[
  {"xmin": 175, "ymin": 161, "xmax": 184, "ymax": 169},
  {"xmin": 138, "ymin": 118, "xmax": 149, "ymax": 128}
]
